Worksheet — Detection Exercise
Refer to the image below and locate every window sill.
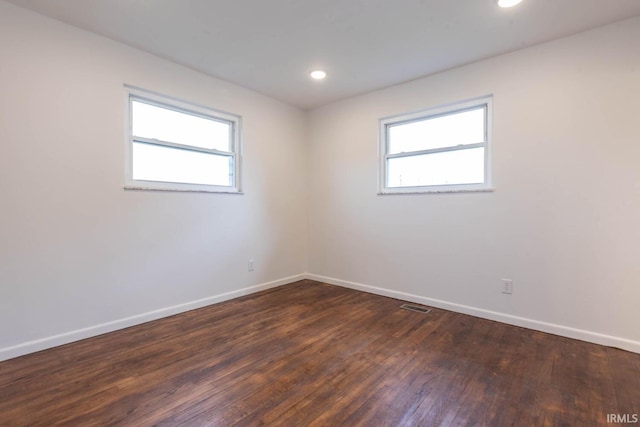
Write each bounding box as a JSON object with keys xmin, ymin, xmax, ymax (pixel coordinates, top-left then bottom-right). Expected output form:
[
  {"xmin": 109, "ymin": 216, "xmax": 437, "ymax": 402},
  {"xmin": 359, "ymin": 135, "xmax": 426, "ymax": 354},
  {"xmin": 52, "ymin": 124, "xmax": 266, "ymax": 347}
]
[
  {"xmin": 124, "ymin": 184, "xmax": 243, "ymax": 194},
  {"xmin": 378, "ymin": 187, "xmax": 494, "ymax": 195}
]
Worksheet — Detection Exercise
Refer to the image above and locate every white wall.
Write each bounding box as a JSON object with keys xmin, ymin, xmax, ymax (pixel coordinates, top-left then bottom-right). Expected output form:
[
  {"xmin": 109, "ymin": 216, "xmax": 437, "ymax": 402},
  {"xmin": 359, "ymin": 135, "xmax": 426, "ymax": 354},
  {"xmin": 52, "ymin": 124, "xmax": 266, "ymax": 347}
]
[
  {"xmin": 0, "ymin": 1, "xmax": 308, "ymax": 360},
  {"xmin": 2, "ymin": 1, "xmax": 639, "ymax": 361},
  {"xmin": 307, "ymin": 16, "xmax": 640, "ymax": 352}
]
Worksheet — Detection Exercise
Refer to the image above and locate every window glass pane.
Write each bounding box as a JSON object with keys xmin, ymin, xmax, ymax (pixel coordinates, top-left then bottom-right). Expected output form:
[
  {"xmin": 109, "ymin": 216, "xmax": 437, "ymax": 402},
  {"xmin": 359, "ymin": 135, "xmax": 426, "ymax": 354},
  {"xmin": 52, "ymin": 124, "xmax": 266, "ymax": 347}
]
[
  {"xmin": 387, "ymin": 147, "xmax": 484, "ymax": 188},
  {"xmin": 132, "ymin": 100, "xmax": 231, "ymax": 151},
  {"xmin": 132, "ymin": 142, "xmax": 232, "ymax": 187},
  {"xmin": 388, "ymin": 107, "xmax": 485, "ymax": 154}
]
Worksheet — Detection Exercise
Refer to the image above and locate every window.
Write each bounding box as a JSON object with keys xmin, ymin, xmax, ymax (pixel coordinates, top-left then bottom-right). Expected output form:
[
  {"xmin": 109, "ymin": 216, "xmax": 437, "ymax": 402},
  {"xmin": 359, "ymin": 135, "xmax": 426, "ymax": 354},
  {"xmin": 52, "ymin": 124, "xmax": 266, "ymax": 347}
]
[
  {"xmin": 378, "ymin": 96, "xmax": 492, "ymax": 194},
  {"xmin": 125, "ymin": 86, "xmax": 242, "ymax": 193}
]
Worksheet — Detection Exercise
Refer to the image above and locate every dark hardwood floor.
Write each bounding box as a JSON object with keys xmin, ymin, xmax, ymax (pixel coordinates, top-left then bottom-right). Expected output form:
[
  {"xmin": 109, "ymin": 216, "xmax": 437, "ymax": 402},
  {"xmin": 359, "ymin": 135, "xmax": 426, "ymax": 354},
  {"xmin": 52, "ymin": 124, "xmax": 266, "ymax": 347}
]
[{"xmin": 0, "ymin": 280, "xmax": 638, "ymax": 426}]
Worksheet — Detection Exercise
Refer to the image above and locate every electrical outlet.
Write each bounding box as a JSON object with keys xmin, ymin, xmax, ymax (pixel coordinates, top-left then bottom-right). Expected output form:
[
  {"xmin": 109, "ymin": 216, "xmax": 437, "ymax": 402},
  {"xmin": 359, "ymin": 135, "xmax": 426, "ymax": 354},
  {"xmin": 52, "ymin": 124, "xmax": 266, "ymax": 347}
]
[
  {"xmin": 248, "ymin": 259, "xmax": 255, "ymax": 272},
  {"xmin": 501, "ymin": 279, "xmax": 513, "ymax": 294}
]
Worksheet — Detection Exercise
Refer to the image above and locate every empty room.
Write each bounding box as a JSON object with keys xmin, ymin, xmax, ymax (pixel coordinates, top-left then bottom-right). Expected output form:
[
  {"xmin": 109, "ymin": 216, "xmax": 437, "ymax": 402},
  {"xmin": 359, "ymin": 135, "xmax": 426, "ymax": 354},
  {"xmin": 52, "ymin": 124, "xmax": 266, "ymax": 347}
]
[{"xmin": 1, "ymin": 0, "xmax": 639, "ymax": 425}]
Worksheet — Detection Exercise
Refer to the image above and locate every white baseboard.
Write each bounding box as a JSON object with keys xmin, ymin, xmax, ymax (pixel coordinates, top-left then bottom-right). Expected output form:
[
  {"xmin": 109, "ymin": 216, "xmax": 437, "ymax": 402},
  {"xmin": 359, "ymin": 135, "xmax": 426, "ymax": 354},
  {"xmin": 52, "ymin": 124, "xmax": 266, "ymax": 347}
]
[
  {"xmin": 4, "ymin": 272, "xmax": 638, "ymax": 362},
  {"xmin": 0, "ymin": 274, "xmax": 306, "ymax": 362},
  {"xmin": 306, "ymin": 273, "xmax": 640, "ymax": 354}
]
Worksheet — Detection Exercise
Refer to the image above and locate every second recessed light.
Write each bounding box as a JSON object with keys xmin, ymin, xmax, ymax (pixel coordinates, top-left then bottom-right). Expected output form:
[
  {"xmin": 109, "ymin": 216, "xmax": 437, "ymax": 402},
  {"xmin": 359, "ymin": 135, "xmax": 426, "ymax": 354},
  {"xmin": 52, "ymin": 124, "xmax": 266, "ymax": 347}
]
[
  {"xmin": 309, "ymin": 70, "xmax": 327, "ymax": 80},
  {"xmin": 497, "ymin": 0, "xmax": 523, "ymax": 7}
]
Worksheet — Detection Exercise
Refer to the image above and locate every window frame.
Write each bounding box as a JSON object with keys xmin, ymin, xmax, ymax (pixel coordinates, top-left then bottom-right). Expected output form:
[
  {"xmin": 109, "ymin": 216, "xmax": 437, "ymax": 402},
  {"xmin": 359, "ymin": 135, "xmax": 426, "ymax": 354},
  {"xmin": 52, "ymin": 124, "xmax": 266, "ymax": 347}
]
[
  {"xmin": 378, "ymin": 95, "xmax": 493, "ymax": 195},
  {"xmin": 124, "ymin": 85, "xmax": 242, "ymax": 194}
]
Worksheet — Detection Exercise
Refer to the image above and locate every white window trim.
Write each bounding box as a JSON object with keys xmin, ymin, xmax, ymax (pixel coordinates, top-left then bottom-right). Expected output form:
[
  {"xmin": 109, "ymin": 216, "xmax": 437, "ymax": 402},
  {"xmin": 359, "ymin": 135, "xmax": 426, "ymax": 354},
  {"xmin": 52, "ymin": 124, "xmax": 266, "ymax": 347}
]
[
  {"xmin": 378, "ymin": 95, "xmax": 494, "ymax": 195},
  {"xmin": 124, "ymin": 85, "xmax": 243, "ymax": 194}
]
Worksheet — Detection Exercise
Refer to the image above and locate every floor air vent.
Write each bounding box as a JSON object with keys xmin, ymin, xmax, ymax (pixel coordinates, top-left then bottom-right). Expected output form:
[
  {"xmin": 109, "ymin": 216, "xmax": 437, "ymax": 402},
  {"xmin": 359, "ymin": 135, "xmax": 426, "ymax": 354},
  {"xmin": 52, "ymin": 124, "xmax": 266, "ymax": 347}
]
[{"xmin": 400, "ymin": 304, "xmax": 431, "ymax": 314}]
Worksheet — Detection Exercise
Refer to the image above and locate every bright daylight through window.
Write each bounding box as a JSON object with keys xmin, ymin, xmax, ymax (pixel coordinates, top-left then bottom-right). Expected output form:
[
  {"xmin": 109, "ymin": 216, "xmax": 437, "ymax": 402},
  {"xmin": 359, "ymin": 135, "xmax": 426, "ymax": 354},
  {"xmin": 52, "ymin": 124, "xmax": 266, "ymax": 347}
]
[
  {"xmin": 125, "ymin": 86, "xmax": 241, "ymax": 193},
  {"xmin": 379, "ymin": 96, "xmax": 492, "ymax": 194}
]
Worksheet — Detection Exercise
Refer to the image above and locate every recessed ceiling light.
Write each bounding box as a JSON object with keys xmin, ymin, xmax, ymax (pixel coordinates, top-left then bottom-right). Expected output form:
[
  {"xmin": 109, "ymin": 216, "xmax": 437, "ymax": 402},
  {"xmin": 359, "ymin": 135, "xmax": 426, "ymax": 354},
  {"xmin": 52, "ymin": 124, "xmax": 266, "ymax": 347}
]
[
  {"xmin": 497, "ymin": 0, "xmax": 523, "ymax": 7},
  {"xmin": 309, "ymin": 70, "xmax": 327, "ymax": 80}
]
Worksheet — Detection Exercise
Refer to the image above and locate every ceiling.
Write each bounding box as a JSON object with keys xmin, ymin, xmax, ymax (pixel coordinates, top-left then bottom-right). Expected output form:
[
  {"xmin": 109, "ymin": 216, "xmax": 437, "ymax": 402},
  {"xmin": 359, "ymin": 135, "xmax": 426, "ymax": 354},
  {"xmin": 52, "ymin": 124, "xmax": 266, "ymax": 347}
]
[{"xmin": 6, "ymin": 0, "xmax": 640, "ymax": 110}]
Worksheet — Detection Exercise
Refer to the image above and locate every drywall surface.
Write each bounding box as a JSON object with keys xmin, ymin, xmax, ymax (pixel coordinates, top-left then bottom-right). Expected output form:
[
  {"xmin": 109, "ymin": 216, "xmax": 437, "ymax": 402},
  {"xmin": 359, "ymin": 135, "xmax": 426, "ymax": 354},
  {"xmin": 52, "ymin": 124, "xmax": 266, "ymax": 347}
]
[
  {"xmin": 308, "ymin": 17, "xmax": 640, "ymax": 351},
  {"xmin": 0, "ymin": 1, "xmax": 307, "ymax": 360}
]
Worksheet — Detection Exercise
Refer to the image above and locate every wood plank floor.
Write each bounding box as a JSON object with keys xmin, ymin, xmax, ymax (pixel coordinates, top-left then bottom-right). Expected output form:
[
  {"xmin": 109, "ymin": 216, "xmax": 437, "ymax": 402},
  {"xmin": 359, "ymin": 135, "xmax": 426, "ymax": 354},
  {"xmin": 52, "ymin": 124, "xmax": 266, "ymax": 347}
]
[{"xmin": 1, "ymin": 280, "xmax": 638, "ymax": 426}]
